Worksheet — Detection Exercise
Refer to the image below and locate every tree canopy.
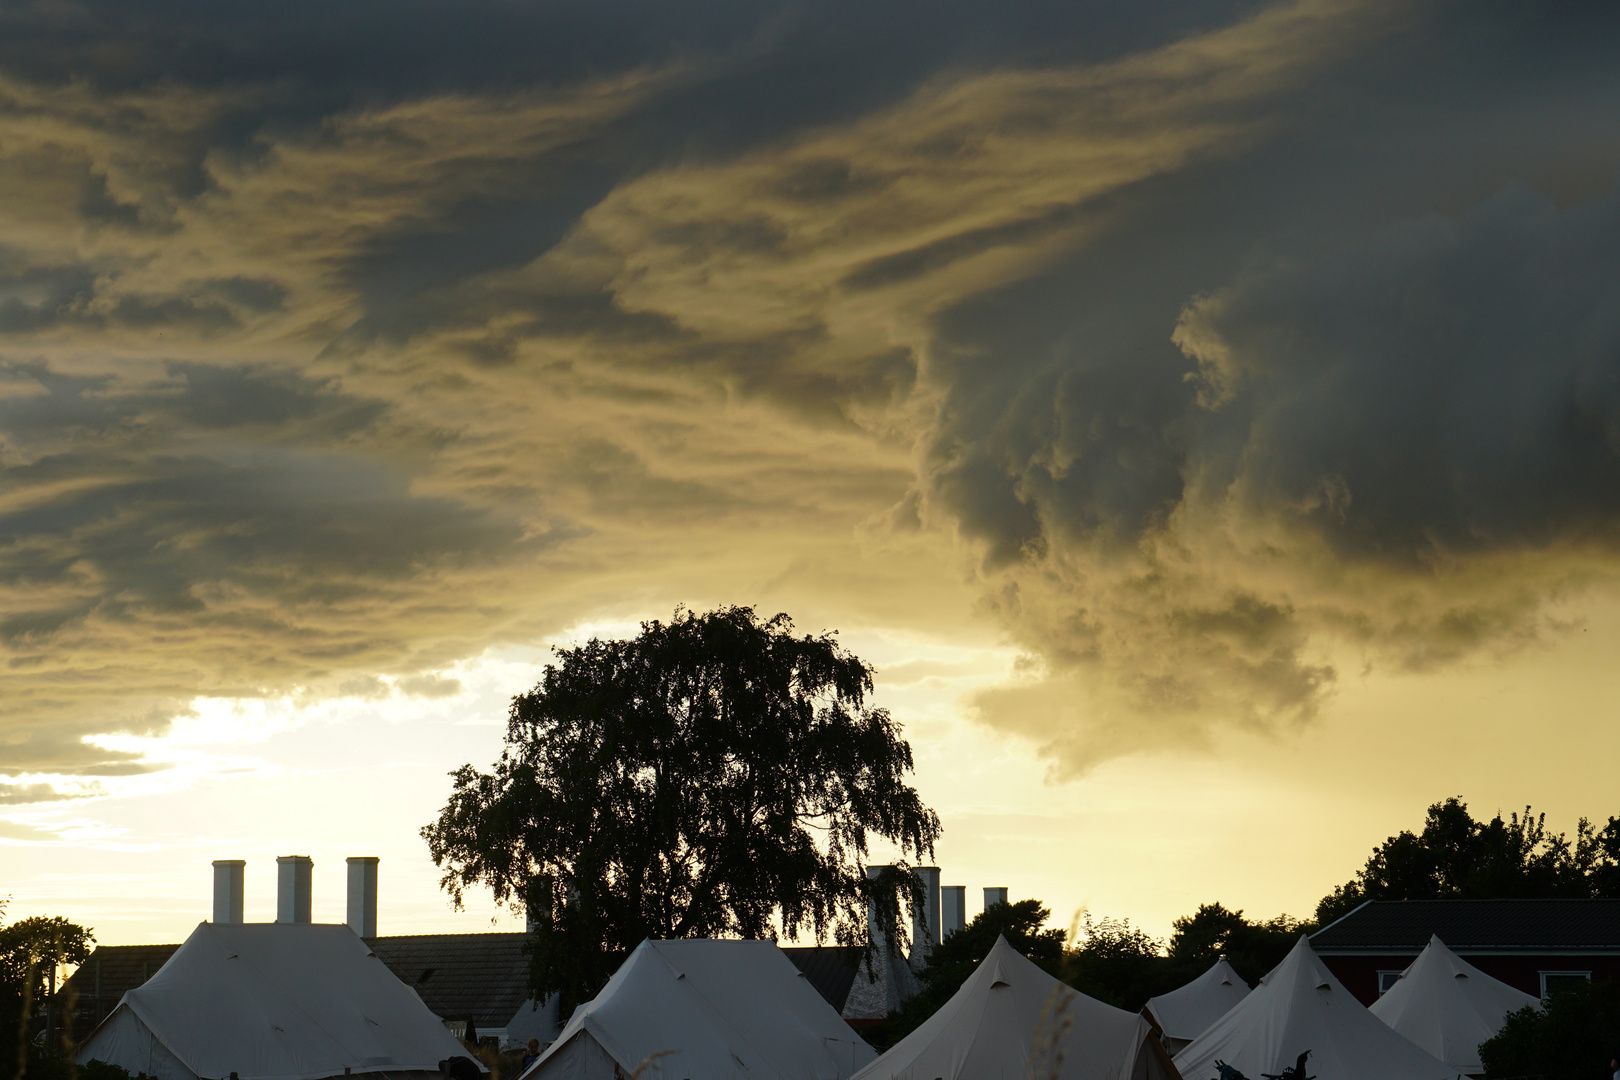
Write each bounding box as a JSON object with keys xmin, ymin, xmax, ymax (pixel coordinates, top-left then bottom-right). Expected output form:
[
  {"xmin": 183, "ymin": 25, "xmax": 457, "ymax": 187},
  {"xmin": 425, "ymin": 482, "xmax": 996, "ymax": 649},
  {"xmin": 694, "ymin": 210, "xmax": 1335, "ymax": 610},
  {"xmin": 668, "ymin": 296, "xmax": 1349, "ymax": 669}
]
[
  {"xmin": 882, "ymin": 897, "xmax": 1309, "ymax": 1041},
  {"xmin": 1166, "ymin": 903, "xmax": 1310, "ymax": 988},
  {"xmin": 1315, "ymin": 797, "xmax": 1620, "ymax": 925},
  {"xmin": 421, "ymin": 606, "xmax": 941, "ymax": 1010},
  {"xmin": 1479, "ymin": 977, "xmax": 1620, "ymax": 1080},
  {"xmin": 1065, "ymin": 912, "xmax": 1165, "ymax": 1010},
  {"xmin": 0, "ymin": 907, "xmax": 95, "ymax": 1080}
]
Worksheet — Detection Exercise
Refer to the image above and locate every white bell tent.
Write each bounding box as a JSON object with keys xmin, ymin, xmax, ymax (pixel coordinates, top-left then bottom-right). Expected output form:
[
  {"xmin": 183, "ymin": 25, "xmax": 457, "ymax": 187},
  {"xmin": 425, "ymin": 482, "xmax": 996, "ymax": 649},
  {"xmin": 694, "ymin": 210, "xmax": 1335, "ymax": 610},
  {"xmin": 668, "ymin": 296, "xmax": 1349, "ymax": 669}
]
[
  {"xmin": 1144, "ymin": 959, "xmax": 1250, "ymax": 1055},
  {"xmin": 75, "ymin": 922, "xmax": 473, "ymax": 1080},
  {"xmin": 519, "ymin": 938, "xmax": 876, "ymax": 1080},
  {"xmin": 1173, "ymin": 936, "xmax": 1461, "ymax": 1080},
  {"xmin": 1369, "ymin": 935, "xmax": 1542, "ymax": 1075},
  {"xmin": 851, "ymin": 935, "xmax": 1179, "ymax": 1080}
]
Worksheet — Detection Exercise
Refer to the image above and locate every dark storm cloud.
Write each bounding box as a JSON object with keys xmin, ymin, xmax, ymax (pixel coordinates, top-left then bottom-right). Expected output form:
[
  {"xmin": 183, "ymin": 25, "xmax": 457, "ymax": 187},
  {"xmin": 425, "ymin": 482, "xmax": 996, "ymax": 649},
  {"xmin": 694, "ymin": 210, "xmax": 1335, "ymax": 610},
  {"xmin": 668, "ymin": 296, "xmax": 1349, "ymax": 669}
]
[
  {"xmin": 3, "ymin": 0, "xmax": 1620, "ymax": 787},
  {"xmin": 1178, "ymin": 187, "xmax": 1620, "ymax": 563},
  {"xmin": 0, "ymin": 356, "xmax": 574, "ymax": 778}
]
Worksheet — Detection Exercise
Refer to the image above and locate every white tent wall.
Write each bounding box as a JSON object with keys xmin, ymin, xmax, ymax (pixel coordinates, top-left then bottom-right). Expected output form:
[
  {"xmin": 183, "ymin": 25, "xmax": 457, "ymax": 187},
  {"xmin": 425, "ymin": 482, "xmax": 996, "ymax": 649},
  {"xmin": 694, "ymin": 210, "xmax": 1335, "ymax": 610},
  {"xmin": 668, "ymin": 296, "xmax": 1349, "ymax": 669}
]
[
  {"xmin": 853, "ymin": 936, "xmax": 1178, "ymax": 1080},
  {"xmin": 525, "ymin": 1032, "xmax": 618, "ymax": 1080},
  {"xmin": 523, "ymin": 939, "xmax": 876, "ymax": 1080},
  {"xmin": 74, "ymin": 922, "xmax": 471, "ymax": 1080},
  {"xmin": 79, "ymin": 1006, "xmax": 198, "ymax": 1080},
  {"xmin": 505, "ymin": 999, "xmax": 563, "ymax": 1051},
  {"xmin": 1368, "ymin": 935, "xmax": 1542, "ymax": 1076},
  {"xmin": 1173, "ymin": 937, "xmax": 1462, "ymax": 1080},
  {"xmin": 1143, "ymin": 958, "xmax": 1250, "ymax": 1056}
]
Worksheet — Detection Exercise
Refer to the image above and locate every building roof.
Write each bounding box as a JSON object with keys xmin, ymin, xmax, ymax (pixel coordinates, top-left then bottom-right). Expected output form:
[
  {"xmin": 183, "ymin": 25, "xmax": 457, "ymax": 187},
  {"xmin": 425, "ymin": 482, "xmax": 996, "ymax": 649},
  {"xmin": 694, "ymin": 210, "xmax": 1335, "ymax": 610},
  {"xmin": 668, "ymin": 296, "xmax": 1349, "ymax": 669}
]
[
  {"xmin": 1311, "ymin": 899, "xmax": 1620, "ymax": 953},
  {"xmin": 780, "ymin": 945, "xmax": 862, "ymax": 1013},
  {"xmin": 63, "ymin": 943, "xmax": 183, "ymax": 1019},
  {"xmin": 367, "ymin": 932, "xmax": 536, "ymax": 1029}
]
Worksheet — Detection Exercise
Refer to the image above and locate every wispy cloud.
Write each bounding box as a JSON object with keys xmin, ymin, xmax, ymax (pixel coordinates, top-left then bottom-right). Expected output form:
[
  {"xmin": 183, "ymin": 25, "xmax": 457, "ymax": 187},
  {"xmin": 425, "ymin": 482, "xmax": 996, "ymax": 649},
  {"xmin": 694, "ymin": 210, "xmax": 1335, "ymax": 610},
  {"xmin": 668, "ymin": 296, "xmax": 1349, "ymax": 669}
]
[{"xmin": 1, "ymin": 0, "xmax": 1618, "ymax": 787}]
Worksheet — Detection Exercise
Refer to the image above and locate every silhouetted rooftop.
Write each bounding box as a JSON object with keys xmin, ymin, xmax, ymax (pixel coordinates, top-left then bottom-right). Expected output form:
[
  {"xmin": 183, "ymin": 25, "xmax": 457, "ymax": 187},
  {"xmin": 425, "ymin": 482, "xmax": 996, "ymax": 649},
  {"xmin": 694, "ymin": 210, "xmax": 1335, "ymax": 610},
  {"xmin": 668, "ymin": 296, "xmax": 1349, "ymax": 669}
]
[
  {"xmin": 781, "ymin": 944, "xmax": 863, "ymax": 1012},
  {"xmin": 368, "ymin": 932, "xmax": 536, "ymax": 1028},
  {"xmin": 1310, "ymin": 899, "xmax": 1620, "ymax": 953},
  {"xmin": 62, "ymin": 942, "xmax": 184, "ymax": 1028}
]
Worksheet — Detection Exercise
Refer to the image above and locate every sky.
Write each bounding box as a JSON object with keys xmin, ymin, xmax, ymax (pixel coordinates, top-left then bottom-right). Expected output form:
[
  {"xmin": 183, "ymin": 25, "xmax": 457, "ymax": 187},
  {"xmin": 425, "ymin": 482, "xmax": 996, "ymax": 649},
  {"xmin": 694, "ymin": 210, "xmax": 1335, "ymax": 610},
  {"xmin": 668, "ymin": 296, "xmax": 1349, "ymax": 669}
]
[{"xmin": 4, "ymin": 0, "xmax": 1620, "ymax": 950}]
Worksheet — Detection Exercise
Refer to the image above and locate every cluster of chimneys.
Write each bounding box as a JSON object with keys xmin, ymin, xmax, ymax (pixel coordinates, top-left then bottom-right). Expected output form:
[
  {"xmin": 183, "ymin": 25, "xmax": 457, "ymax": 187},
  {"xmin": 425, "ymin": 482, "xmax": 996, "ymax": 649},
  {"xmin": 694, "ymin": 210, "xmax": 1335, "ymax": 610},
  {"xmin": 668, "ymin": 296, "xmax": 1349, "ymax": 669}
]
[
  {"xmin": 869, "ymin": 866, "xmax": 1007, "ymax": 950},
  {"xmin": 210, "ymin": 856, "xmax": 379, "ymax": 938},
  {"xmin": 212, "ymin": 857, "xmax": 1003, "ymax": 949}
]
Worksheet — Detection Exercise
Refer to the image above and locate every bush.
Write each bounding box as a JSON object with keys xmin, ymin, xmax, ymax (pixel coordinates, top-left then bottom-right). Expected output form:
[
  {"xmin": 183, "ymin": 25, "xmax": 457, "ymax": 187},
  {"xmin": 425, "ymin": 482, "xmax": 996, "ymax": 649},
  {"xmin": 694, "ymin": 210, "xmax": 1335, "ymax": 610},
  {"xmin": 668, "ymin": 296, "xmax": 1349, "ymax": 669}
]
[
  {"xmin": 78, "ymin": 1061, "xmax": 135, "ymax": 1080},
  {"xmin": 1479, "ymin": 978, "xmax": 1620, "ymax": 1080}
]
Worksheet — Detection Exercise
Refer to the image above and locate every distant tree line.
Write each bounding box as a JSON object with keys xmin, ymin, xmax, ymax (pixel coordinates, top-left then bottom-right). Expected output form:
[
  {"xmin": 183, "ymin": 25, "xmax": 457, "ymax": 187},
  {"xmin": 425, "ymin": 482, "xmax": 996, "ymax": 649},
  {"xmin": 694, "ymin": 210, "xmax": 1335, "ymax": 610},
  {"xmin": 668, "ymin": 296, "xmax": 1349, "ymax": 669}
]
[
  {"xmin": 1316, "ymin": 796, "xmax": 1620, "ymax": 925},
  {"xmin": 868, "ymin": 898, "xmax": 1306, "ymax": 1047},
  {"xmin": 880, "ymin": 797, "xmax": 1620, "ymax": 1050},
  {"xmin": 0, "ymin": 899, "xmax": 98, "ymax": 1080}
]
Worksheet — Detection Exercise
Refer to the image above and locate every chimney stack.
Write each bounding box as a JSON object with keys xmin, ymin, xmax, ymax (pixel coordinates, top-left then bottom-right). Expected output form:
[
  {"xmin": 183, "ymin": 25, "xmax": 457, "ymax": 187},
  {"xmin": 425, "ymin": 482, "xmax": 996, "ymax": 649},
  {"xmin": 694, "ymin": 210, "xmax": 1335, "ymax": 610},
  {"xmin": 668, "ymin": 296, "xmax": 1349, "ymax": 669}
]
[
  {"xmin": 212, "ymin": 860, "xmax": 245, "ymax": 924},
  {"xmin": 907, "ymin": 867, "xmax": 946, "ymax": 971},
  {"xmin": 911, "ymin": 867, "xmax": 941, "ymax": 953},
  {"xmin": 983, "ymin": 886, "xmax": 1008, "ymax": 912},
  {"xmin": 941, "ymin": 885, "xmax": 966, "ymax": 939},
  {"xmin": 277, "ymin": 856, "xmax": 313, "ymax": 923},
  {"xmin": 346, "ymin": 857, "xmax": 378, "ymax": 938}
]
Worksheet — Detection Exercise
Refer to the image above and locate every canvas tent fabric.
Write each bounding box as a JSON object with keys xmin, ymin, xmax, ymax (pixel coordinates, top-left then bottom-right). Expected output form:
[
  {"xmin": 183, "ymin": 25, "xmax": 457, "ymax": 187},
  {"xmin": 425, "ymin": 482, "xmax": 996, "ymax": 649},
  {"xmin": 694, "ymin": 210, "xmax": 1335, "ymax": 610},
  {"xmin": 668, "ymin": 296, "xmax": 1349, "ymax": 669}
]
[
  {"xmin": 75, "ymin": 922, "xmax": 472, "ymax": 1080},
  {"xmin": 519, "ymin": 938, "xmax": 877, "ymax": 1080},
  {"xmin": 852, "ymin": 935, "xmax": 1179, "ymax": 1080},
  {"xmin": 1173, "ymin": 936, "xmax": 1462, "ymax": 1080},
  {"xmin": 1368, "ymin": 935, "xmax": 1542, "ymax": 1075},
  {"xmin": 1144, "ymin": 959, "xmax": 1250, "ymax": 1056}
]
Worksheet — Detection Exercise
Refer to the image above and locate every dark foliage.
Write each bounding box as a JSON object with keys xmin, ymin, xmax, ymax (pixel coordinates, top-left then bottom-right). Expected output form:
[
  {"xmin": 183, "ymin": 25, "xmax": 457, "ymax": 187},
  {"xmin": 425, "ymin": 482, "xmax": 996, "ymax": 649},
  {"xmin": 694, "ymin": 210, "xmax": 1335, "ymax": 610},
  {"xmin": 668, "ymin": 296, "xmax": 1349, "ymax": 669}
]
[
  {"xmin": 421, "ymin": 606, "xmax": 941, "ymax": 1011},
  {"xmin": 880, "ymin": 897, "xmax": 1310, "ymax": 1044},
  {"xmin": 1479, "ymin": 977, "xmax": 1620, "ymax": 1080},
  {"xmin": 1167, "ymin": 903, "xmax": 1312, "ymax": 990},
  {"xmin": 1066, "ymin": 913, "xmax": 1165, "ymax": 1010},
  {"xmin": 77, "ymin": 1062, "xmax": 134, "ymax": 1080},
  {"xmin": 874, "ymin": 899, "xmax": 1065, "ymax": 1047},
  {"xmin": 1316, "ymin": 798, "xmax": 1620, "ymax": 925},
  {"xmin": 0, "ymin": 907, "xmax": 95, "ymax": 1080}
]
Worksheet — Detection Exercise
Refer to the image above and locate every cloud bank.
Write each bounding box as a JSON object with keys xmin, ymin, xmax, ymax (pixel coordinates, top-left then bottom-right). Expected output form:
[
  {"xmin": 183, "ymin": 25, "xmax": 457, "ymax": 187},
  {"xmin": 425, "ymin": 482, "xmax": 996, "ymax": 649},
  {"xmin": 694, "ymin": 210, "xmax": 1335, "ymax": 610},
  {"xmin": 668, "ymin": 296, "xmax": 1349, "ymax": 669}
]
[{"xmin": 2, "ymin": 0, "xmax": 1618, "ymax": 786}]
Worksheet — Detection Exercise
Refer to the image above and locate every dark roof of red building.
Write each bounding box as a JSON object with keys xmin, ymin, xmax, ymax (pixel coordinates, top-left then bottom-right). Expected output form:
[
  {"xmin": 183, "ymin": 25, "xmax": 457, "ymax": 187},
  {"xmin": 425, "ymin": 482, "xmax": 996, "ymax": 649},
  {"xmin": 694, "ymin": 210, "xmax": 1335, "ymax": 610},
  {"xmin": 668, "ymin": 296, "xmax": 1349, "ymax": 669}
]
[
  {"xmin": 62, "ymin": 943, "xmax": 183, "ymax": 1009},
  {"xmin": 367, "ymin": 932, "xmax": 535, "ymax": 1028},
  {"xmin": 1310, "ymin": 899, "xmax": 1620, "ymax": 953},
  {"xmin": 780, "ymin": 944, "xmax": 862, "ymax": 1012}
]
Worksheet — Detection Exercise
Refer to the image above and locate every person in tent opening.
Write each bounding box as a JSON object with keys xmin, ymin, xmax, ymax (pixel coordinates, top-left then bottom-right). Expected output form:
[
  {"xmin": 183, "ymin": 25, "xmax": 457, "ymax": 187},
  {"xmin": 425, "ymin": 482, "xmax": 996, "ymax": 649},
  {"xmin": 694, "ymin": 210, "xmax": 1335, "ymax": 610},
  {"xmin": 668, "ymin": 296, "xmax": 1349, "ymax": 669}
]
[{"xmin": 521, "ymin": 1039, "xmax": 542, "ymax": 1072}]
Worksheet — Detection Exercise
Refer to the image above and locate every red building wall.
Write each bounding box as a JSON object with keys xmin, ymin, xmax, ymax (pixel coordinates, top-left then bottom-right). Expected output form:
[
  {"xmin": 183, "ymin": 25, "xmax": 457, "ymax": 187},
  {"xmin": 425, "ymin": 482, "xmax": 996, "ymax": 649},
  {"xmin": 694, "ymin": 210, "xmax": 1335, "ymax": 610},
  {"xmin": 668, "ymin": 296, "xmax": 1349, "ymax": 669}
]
[{"xmin": 1322, "ymin": 954, "xmax": 1620, "ymax": 1006}]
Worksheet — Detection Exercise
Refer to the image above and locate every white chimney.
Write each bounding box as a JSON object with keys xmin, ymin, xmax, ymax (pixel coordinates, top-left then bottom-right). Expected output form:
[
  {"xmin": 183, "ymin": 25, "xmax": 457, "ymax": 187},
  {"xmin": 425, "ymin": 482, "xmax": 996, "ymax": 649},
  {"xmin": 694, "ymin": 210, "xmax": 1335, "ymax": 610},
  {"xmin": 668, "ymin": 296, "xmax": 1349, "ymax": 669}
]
[
  {"xmin": 983, "ymin": 886, "xmax": 1008, "ymax": 912},
  {"xmin": 277, "ymin": 856, "xmax": 313, "ymax": 923},
  {"xmin": 911, "ymin": 866, "xmax": 941, "ymax": 950},
  {"xmin": 906, "ymin": 867, "xmax": 940, "ymax": 971},
  {"xmin": 346, "ymin": 857, "xmax": 378, "ymax": 938},
  {"xmin": 212, "ymin": 860, "xmax": 245, "ymax": 924},
  {"xmin": 941, "ymin": 885, "xmax": 966, "ymax": 939}
]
